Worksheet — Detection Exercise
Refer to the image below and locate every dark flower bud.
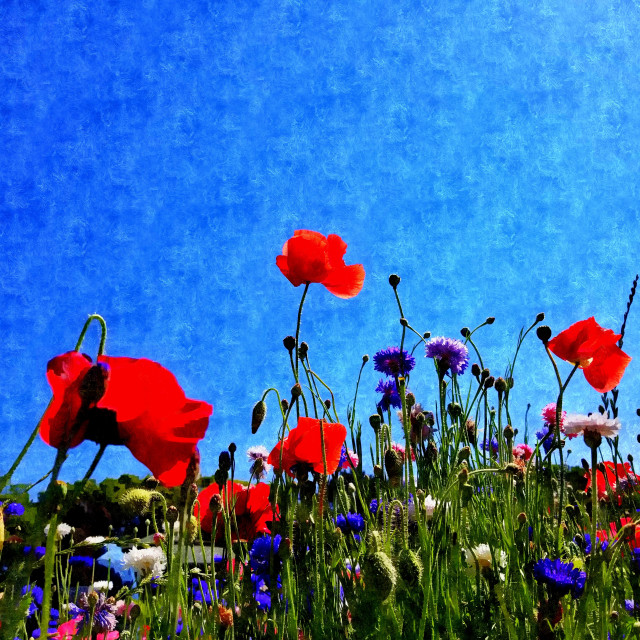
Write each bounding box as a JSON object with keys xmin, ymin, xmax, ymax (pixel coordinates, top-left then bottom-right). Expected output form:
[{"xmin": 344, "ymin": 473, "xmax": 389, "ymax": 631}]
[
  {"xmin": 373, "ymin": 464, "xmax": 383, "ymax": 478},
  {"xmin": 484, "ymin": 376, "xmax": 495, "ymax": 389},
  {"xmin": 281, "ymin": 399, "xmax": 289, "ymax": 412},
  {"xmin": 362, "ymin": 354, "xmax": 369, "ymax": 363},
  {"xmin": 471, "ymin": 363, "xmax": 481, "ymax": 377},
  {"xmin": 581, "ymin": 458, "xmax": 590, "ymax": 472},
  {"xmin": 388, "ymin": 274, "xmax": 401, "ymax": 289},
  {"xmin": 447, "ymin": 402, "xmax": 462, "ymax": 419},
  {"xmin": 504, "ymin": 463, "xmax": 520, "ymax": 475},
  {"xmin": 480, "ymin": 368, "xmax": 490, "ymax": 380},
  {"xmin": 423, "ymin": 332, "xmax": 431, "ymax": 340},
  {"xmin": 466, "ymin": 418, "xmax": 477, "ymax": 444},
  {"xmin": 460, "ymin": 327, "xmax": 470, "ymax": 338},
  {"xmin": 166, "ymin": 506, "xmax": 179, "ymax": 524},
  {"xmin": 461, "ymin": 483, "xmax": 474, "ymax": 507},
  {"xmin": 129, "ymin": 604, "xmax": 141, "ymax": 620},
  {"xmin": 503, "ymin": 425, "xmax": 514, "ymax": 441},
  {"xmin": 218, "ymin": 451, "xmax": 231, "ymax": 472},
  {"xmin": 507, "ymin": 377, "xmax": 514, "ymax": 389},
  {"xmin": 283, "ymin": 336, "xmax": 296, "ymax": 352},
  {"xmin": 278, "ymin": 537, "xmax": 292, "ymax": 559},
  {"xmin": 584, "ymin": 429, "xmax": 602, "ymax": 450},
  {"xmin": 214, "ymin": 469, "xmax": 227, "ymax": 490},
  {"xmin": 228, "ymin": 442, "xmax": 236, "ymax": 454},
  {"xmin": 424, "ymin": 411, "xmax": 435, "ymax": 427},
  {"xmin": 535, "ymin": 312, "xmax": 545, "ymax": 323},
  {"xmin": 144, "ymin": 476, "xmax": 159, "ymax": 490},
  {"xmin": 610, "ymin": 611, "xmax": 619, "ymax": 622},
  {"xmin": 426, "ymin": 440, "xmax": 438, "ymax": 463},
  {"xmin": 398, "ymin": 548, "xmax": 423, "ymax": 587},
  {"xmin": 298, "ymin": 342, "xmax": 309, "ymax": 359},
  {"xmin": 629, "ymin": 454, "xmax": 634, "ymax": 463},
  {"xmin": 209, "ymin": 493, "xmax": 223, "ymax": 515},
  {"xmin": 291, "ymin": 383, "xmax": 302, "ymax": 399},
  {"xmin": 637, "ymin": 408, "xmax": 640, "ymax": 417},
  {"xmin": 363, "ymin": 551, "xmax": 397, "ymax": 601},
  {"xmin": 385, "ymin": 449, "xmax": 403, "ymax": 482},
  {"xmin": 494, "ymin": 377, "xmax": 507, "ymax": 393},
  {"xmin": 536, "ymin": 325, "xmax": 552, "ymax": 343},
  {"xmin": 485, "ymin": 317, "xmax": 495, "ymax": 325},
  {"xmin": 324, "ymin": 399, "xmax": 331, "ymax": 409},
  {"xmin": 251, "ymin": 401, "xmax": 267, "ymax": 434},
  {"xmin": 400, "ymin": 317, "xmax": 409, "ymax": 327},
  {"xmin": 457, "ymin": 447, "xmax": 471, "ymax": 464},
  {"xmin": 458, "ymin": 465, "xmax": 468, "ymax": 485},
  {"xmin": 406, "ymin": 392, "xmax": 415, "ymax": 408},
  {"xmin": 78, "ymin": 364, "xmax": 109, "ymax": 405},
  {"xmin": 517, "ymin": 512, "xmax": 527, "ymax": 525},
  {"xmin": 369, "ymin": 414, "xmax": 382, "ymax": 432}
]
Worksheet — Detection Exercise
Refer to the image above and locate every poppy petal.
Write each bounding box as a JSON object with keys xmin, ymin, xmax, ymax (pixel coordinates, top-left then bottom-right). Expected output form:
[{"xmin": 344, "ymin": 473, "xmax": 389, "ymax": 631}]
[
  {"xmin": 276, "ymin": 254, "xmax": 303, "ymax": 287},
  {"xmin": 322, "ymin": 264, "xmax": 365, "ymax": 299},
  {"xmin": 326, "ymin": 234, "xmax": 348, "ymax": 270},
  {"xmin": 285, "ymin": 233, "xmax": 330, "ymax": 284},
  {"xmin": 548, "ymin": 317, "xmax": 601, "ymax": 363},
  {"xmin": 583, "ymin": 344, "xmax": 632, "ymax": 393}
]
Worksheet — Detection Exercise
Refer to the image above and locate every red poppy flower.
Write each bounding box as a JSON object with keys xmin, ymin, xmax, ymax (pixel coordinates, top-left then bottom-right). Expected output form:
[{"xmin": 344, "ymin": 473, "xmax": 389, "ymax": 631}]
[
  {"xmin": 40, "ymin": 351, "xmax": 213, "ymax": 487},
  {"xmin": 268, "ymin": 417, "xmax": 347, "ymax": 477},
  {"xmin": 276, "ymin": 230, "xmax": 365, "ymax": 299},
  {"xmin": 194, "ymin": 481, "xmax": 273, "ymax": 542},
  {"xmin": 584, "ymin": 461, "xmax": 639, "ymax": 502},
  {"xmin": 547, "ymin": 317, "xmax": 631, "ymax": 393}
]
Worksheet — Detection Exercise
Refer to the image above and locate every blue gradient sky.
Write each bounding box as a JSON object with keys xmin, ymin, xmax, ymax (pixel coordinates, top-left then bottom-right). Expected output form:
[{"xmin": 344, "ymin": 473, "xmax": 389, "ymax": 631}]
[{"xmin": 2, "ymin": 0, "xmax": 640, "ymax": 487}]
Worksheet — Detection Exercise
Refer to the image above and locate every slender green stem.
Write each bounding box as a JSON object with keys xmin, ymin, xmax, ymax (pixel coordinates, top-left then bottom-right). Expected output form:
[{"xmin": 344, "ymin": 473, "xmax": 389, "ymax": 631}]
[
  {"xmin": 74, "ymin": 313, "xmax": 108, "ymax": 355},
  {"xmin": 294, "ymin": 283, "xmax": 310, "ymax": 381}
]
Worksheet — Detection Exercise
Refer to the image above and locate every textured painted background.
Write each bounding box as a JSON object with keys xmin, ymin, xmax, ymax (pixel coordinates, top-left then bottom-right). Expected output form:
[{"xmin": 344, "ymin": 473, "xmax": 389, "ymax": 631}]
[{"xmin": 2, "ymin": 0, "xmax": 640, "ymax": 487}]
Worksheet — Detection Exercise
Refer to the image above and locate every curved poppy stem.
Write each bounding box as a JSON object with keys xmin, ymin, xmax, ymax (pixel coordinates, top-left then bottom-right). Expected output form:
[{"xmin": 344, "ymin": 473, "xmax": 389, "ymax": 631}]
[{"xmin": 74, "ymin": 314, "xmax": 107, "ymax": 356}]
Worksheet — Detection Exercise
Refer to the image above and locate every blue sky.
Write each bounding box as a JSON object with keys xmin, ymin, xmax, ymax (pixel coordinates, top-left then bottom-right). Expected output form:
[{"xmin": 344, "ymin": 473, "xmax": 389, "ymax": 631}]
[{"xmin": 2, "ymin": 0, "xmax": 640, "ymax": 488}]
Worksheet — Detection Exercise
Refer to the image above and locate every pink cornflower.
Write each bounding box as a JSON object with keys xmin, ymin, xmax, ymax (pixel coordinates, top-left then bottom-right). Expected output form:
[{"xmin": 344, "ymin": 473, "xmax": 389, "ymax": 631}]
[
  {"xmin": 512, "ymin": 444, "xmax": 533, "ymax": 461},
  {"xmin": 391, "ymin": 442, "xmax": 416, "ymax": 462},
  {"xmin": 541, "ymin": 403, "xmax": 567, "ymax": 429}
]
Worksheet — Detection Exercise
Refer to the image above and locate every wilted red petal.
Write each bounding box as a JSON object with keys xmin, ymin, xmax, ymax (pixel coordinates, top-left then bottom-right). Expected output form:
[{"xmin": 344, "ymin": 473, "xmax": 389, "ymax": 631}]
[
  {"xmin": 583, "ymin": 343, "xmax": 632, "ymax": 393},
  {"xmin": 41, "ymin": 352, "xmax": 93, "ymax": 448},
  {"xmin": 322, "ymin": 264, "xmax": 365, "ymax": 299}
]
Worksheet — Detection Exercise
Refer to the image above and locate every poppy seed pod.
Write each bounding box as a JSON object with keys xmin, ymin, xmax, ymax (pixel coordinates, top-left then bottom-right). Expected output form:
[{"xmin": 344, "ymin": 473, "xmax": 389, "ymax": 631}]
[
  {"xmin": 363, "ymin": 551, "xmax": 397, "ymax": 601},
  {"xmin": 388, "ymin": 274, "xmax": 401, "ymax": 289},
  {"xmin": 252, "ymin": 401, "xmax": 267, "ymax": 434},
  {"xmin": 536, "ymin": 325, "xmax": 552, "ymax": 343},
  {"xmin": 486, "ymin": 317, "xmax": 495, "ymax": 325}
]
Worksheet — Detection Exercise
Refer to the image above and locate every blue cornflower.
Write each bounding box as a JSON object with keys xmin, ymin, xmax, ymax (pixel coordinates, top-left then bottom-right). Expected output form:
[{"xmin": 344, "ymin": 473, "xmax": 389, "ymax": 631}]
[
  {"xmin": 21, "ymin": 585, "xmax": 44, "ymax": 607},
  {"xmin": 1, "ymin": 502, "xmax": 25, "ymax": 516},
  {"xmin": 69, "ymin": 556, "xmax": 95, "ymax": 568},
  {"xmin": 536, "ymin": 427, "xmax": 555, "ymax": 455},
  {"xmin": 369, "ymin": 499, "xmax": 379, "ymax": 515},
  {"xmin": 346, "ymin": 513, "xmax": 365, "ymax": 533},
  {"xmin": 482, "ymin": 438, "xmax": 499, "ymax": 455},
  {"xmin": 625, "ymin": 599, "xmax": 635, "ymax": 613},
  {"xmin": 190, "ymin": 577, "xmax": 218, "ymax": 605},
  {"xmin": 631, "ymin": 548, "xmax": 640, "ymax": 573},
  {"xmin": 533, "ymin": 558, "xmax": 586, "ymax": 599},
  {"xmin": 376, "ymin": 379, "xmax": 402, "ymax": 411},
  {"xmin": 425, "ymin": 337, "xmax": 469, "ymax": 376},
  {"xmin": 23, "ymin": 546, "xmax": 46, "ymax": 560},
  {"xmin": 374, "ymin": 347, "xmax": 416, "ymax": 377},
  {"xmin": 575, "ymin": 533, "xmax": 608, "ymax": 554},
  {"xmin": 250, "ymin": 534, "xmax": 281, "ymax": 576}
]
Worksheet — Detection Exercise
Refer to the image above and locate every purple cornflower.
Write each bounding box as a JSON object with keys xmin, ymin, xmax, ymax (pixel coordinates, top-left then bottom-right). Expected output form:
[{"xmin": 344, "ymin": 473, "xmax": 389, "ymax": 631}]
[
  {"xmin": 533, "ymin": 558, "xmax": 586, "ymax": 599},
  {"xmin": 374, "ymin": 347, "xmax": 416, "ymax": 377},
  {"xmin": 376, "ymin": 379, "xmax": 401, "ymax": 411},
  {"xmin": 78, "ymin": 591, "xmax": 117, "ymax": 632},
  {"xmin": 482, "ymin": 438, "xmax": 499, "ymax": 455},
  {"xmin": 247, "ymin": 445, "xmax": 272, "ymax": 480},
  {"xmin": 425, "ymin": 337, "xmax": 469, "ymax": 376}
]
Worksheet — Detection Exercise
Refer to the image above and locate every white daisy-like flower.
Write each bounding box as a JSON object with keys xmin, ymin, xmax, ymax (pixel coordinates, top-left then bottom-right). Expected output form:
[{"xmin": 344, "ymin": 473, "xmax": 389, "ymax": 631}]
[
  {"xmin": 92, "ymin": 580, "xmax": 113, "ymax": 592},
  {"xmin": 82, "ymin": 536, "xmax": 106, "ymax": 545},
  {"xmin": 465, "ymin": 544, "xmax": 507, "ymax": 570},
  {"xmin": 563, "ymin": 413, "xmax": 621, "ymax": 438},
  {"xmin": 44, "ymin": 523, "xmax": 72, "ymax": 540},
  {"xmin": 121, "ymin": 546, "xmax": 167, "ymax": 578}
]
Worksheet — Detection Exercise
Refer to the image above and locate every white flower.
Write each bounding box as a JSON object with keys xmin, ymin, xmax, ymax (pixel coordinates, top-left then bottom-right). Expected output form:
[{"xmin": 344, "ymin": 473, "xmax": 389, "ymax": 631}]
[
  {"xmin": 423, "ymin": 494, "xmax": 448, "ymax": 519},
  {"xmin": 563, "ymin": 413, "xmax": 621, "ymax": 438},
  {"xmin": 92, "ymin": 580, "xmax": 113, "ymax": 592},
  {"xmin": 44, "ymin": 523, "xmax": 72, "ymax": 540},
  {"xmin": 465, "ymin": 544, "xmax": 507, "ymax": 570},
  {"xmin": 82, "ymin": 536, "xmax": 106, "ymax": 545},
  {"xmin": 121, "ymin": 546, "xmax": 167, "ymax": 578}
]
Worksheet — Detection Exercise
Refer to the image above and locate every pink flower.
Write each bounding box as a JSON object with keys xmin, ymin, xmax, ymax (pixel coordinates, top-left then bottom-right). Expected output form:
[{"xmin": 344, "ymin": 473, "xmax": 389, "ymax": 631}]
[
  {"xmin": 53, "ymin": 616, "xmax": 83, "ymax": 639},
  {"xmin": 153, "ymin": 532, "xmax": 165, "ymax": 546},
  {"xmin": 391, "ymin": 442, "xmax": 416, "ymax": 462},
  {"xmin": 512, "ymin": 444, "xmax": 534, "ymax": 461},
  {"xmin": 341, "ymin": 449, "xmax": 359, "ymax": 469},
  {"xmin": 541, "ymin": 403, "xmax": 566, "ymax": 428}
]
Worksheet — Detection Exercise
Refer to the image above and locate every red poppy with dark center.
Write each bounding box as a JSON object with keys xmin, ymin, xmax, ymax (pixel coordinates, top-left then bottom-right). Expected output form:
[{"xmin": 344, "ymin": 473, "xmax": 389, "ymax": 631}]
[
  {"xmin": 194, "ymin": 481, "xmax": 273, "ymax": 542},
  {"xmin": 584, "ymin": 461, "xmax": 639, "ymax": 503},
  {"xmin": 276, "ymin": 230, "xmax": 365, "ymax": 299},
  {"xmin": 40, "ymin": 351, "xmax": 213, "ymax": 487},
  {"xmin": 547, "ymin": 317, "xmax": 631, "ymax": 393},
  {"xmin": 268, "ymin": 417, "xmax": 347, "ymax": 477}
]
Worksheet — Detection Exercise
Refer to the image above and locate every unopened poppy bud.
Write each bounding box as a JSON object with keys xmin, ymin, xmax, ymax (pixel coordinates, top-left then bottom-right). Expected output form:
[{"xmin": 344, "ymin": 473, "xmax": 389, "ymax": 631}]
[
  {"xmin": 283, "ymin": 336, "xmax": 296, "ymax": 352},
  {"xmin": 369, "ymin": 414, "xmax": 382, "ymax": 432},
  {"xmin": 251, "ymin": 401, "xmax": 267, "ymax": 434},
  {"xmin": 485, "ymin": 316, "xmax": 495, "ymax": 325},
  {"xmin": 480, "ymin": 368, "xmax": 490, "ymax": 380},
  {"xmin": 400, "ymin": 317, "xmax": 409, "ymax": 327},
  {"xmin": 324, "ymin": 399, "xmax": 331, "ymax": 409},
  {"xmin": 458, "ymin": 465, "xmax": 468, "ymax": 485},
  {"xmin": 87, "ymin": 590, "xmax": 99, "ymax": 608},
  {"xmin": 145, "ymin": 476, "xmax": 159, "ymax": 490},
  {"xmin": 484, "ymin": 376, "xmax": 495, "ymax": 389},
  {"xmin": 535, "ymin": 312, "xmax": 545, "ymax": 323},
  {"xmin": 385, "ymin": 449, "xmax": 403, "ymax": 481},
  {"xmin": 363, "ymin": 551, "xmax": 397, "ymax": 601},
  {"xmin": 362, "ymin": 354, "xmax": 369, "ymax": 363},
  {"xmin": 398, "ymin": 548, "xmax": 422, "ymax": 587},
  {"xmin": 629, "ymin": 454, "xmax": 634, "ymax": 463},
  {"xmin": 291, "ymin": 383, "xmax": 302, "ymax": 399},
  {"xmin": 503, "ymin": 425, "xmax": 514, "ymax": 441},
  {"xmin": 471, "ymin": 363, "xmax": 481, "ymax": 377},
  {"xmin": 209, "ymin": 493, "xmax": 223, "ymax": 515},
  {"xmin": 388, "ymin": 274, "xmax": 401, "ymax": 289},
  {"xmin": 373, "ymin": 465, "xmax": 383, "ymax": 478},
  {"xmin": 517, "ymin": 512, "xmax": 527, "ymax": 525},
  {"xmin": 78, "ymin": 364, "xmax": 109, "ymax": 405},
  {"xmin": 218, "ymin": 451, "xmax": 231, "ymax": 472},
  {"xmin": 447, "ymin": 403, "xmax": 462, "ymax": 419},
  {"xmin": 281, "ymin": 398, "xmax": 289, "ymax": 412},
  {"xmin": 298, "ymin": 342, "xmax": 309, "ymax": 359},
  {"xmin": 406, "ymin": 392, "xmax": 415, "ymax": 408},
  {"xmin": 228, "ymin": 442, "xmax": 237, "ymax": 454},
  {"xmin": 536, "ymin": 325, "xmax": 552, "ymax": 343},
  {"xmin": 166, "ymin": 506, "xmax": 179, "ymax": 524},
  {"xmin": 119, "ymin": 488, "xmax": 154, "ymax": 516},
  {"xmin": 457, "ymin": 447, "xmax": 471, "ymax": 464},
  {"xmin": 214, "ymin": 469, "xmax": 227, "ymax": 489},
  {"xmin": 460, "ymin": 327, "xmax": 470, "ymax": 338},
  {"xmin": 494, "ymin": 377, "xmax": 507, "ymax": 393}
]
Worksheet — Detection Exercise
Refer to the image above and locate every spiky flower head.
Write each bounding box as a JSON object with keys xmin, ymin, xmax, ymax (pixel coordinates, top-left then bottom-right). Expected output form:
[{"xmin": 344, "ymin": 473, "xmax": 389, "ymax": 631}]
[
  {"xmin": 375, "ymin": 379, "xmax": 401, "ymax": 411},
  {"xmin": 425, "ymin": 337, "xmax": 469, "ymax": 376},
  {"xmin": 363, "ymin": 551, "xmax": 397, "ymax": 601},
  {"xmin": 533, "ymin": 558, "xmax": 586, "ymax": 599},
  {"xmin": 78, "ymin": 591, "xmax": 117, "ymax": 632},
  {"xmin": 119, "ymin": 488, "xmax": 155, "ymax": 517},
  {"xmin": 374, "ymin": 346, "xmax": 416, "ymax": 377},
  {"xmin": 398, "ymin": 548, "xmax": 422, "ymax": 587}
]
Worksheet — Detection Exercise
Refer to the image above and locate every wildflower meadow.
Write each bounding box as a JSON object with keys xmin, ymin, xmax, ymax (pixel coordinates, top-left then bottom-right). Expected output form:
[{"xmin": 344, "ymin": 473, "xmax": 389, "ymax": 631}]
[{"xmin": 2, "ymin": 229, "xmax": 640, "ymax": 640}]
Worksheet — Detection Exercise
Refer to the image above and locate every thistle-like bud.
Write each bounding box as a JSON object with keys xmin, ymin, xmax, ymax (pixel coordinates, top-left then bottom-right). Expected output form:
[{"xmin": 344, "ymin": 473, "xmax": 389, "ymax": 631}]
[
  {"xmin": 485, "ymin": 317, "xmax": 495, "ymax": 325},
  {"xmin": 388, "ymin": 274, "xmax": 401, "ymax": 289},
  {"xmin": 494, "ymin": 377, "xmax": 507, "ymax": 393},
  {"xmin": 363, "ymin": 551, "xmax": 397, "ymax": 601},
  {"xmin": 385, "ymin": 449, "xmax": 403, "ymax": 486},
  {"xmin": 291, "ymin": 383, "xmax": 302, "ymax": 399},
  {"xmin": 457, "ymin": 447, "xmax": 471, "ymax": 464},
  {"xmin": 536, "ymin": 325, "xmax": 552, "ymax": 343},
  {"xmin": 447, "ymin": 402, "xmax": 462, "ymax": 419},
  {"xmin": 584, "ymin": 429, "xmax": 602, "ymax": 450},
  {"xmin": 185, "ymin": 515, "xmax": 199, "ymax": 544},
  {"xmin": 369, "ymin": 414, "xmax": 382, "ymax": 432},
  {"xmin": 119, "ymin": 489, "xmax": 155, "ymax": 517},
  {"xmin": 252, "ymin": 401, "xmax": 267, "ymax": 434},
  {"xmin": 484, "ymin": 376, "xmax": 495, "ymax": 390},
  {"xmin": 405, "ymin": 392, "xmax": 415, "ymax": 408},
  {"xmin": 457, "ymin": 465, "xmax": 469, "ymax": 486},
  {"xmin": 471, "ymin": 363, "xmax": 481, "ymax": 377},
  {"xmin": 87, "ymin": 590, "xmax": 99, "ymax": 608},
  {"xmin": 398, "ymin": 548, "xmax": 423, "ymax": 588},
  {"xmin": 503, "ymin": 425, "xmax": 514, "ymax": 441},
  {"xmin": 298, "ymin": 342, "xmax": 309, "ymax": 359},
  {"xmin": 166, "ymin": 506, "xmax": 179, "ymax": 524},
  {"xmin": 283, "ymin": 336, "xmax": 296, "ymax": 352}
]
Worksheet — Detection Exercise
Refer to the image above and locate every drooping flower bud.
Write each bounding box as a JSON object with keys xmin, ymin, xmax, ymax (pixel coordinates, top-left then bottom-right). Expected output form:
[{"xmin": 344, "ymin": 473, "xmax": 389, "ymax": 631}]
[
  {"xmin": 384, "ymin": 449, "xmax": 403, "ymax": 485},
  {"xmin": 535, "ymin": 312, "xmax": 545, "ymax": 323},
  {"xmin": 457, "ymin": 447, "xmax": 471, "ymax": 464},
  {"xmin": 369, "ymin": 414, "xmax": 382, "ymax": 432},
  {"xmin": 363, "ymin": 551, "xmax": 397, "ymax": 601},
  {"xmin": 471, "ymin": 363, "xmax": 481, "ymax": 377},
  {"xmin": 251, "ymin": 401, "xmax": 267, "ymax": 434},
  {"xmin": 485, "ymin": 317, "xmax": 495, "ymax": 325},
  {"xmin": 398, "ymin": 548, "xmax": 423, "ymax": 587},
  {"xmin": 166, "ymin": 506, "xmax": 179, "ymax": 524}
]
